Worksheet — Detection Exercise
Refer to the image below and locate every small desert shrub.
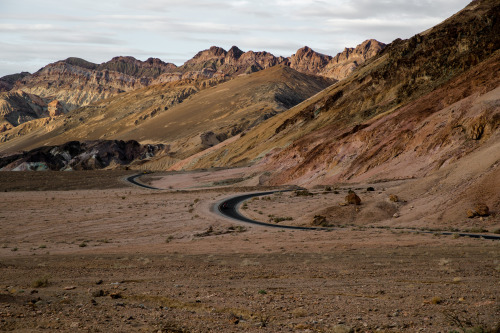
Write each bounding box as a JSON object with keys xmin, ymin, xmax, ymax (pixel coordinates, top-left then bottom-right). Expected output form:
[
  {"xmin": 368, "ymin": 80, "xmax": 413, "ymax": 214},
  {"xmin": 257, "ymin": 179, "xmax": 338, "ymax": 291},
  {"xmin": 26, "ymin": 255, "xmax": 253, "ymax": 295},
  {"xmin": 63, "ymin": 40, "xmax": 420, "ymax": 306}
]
[
  {"xmin": 165, "ymin": 235, "xmax": 174, "ymax": 243},
  {"xmin": 466, "ymin": 227, "xmax": 488, "ymax": 233},
  {"xmin": 79, "ymin": 242, "xmax": 87, "ymax": 248},
  {"xmin": 367, "ymin": 187, "xmax": 375, "ymax": 191},
  {"xmin": 39, "ymin": 245, "xmax": 47, "ymax": 249},
  {"xmin": 272, "ymin": 216, "xmax": 293, "ymax": 223},
  {"xmin": 291, "ymin": 308, "xmax": 308, "ymax": 318},
  {"xmin": 258, "ymin": 289, "xmax": 267, "ymax": 295},
  {"xmin": 431, "ymin": 296, "xmax": 442, "ymax": 304},
  {"xmin": 228, "ymin": 225, "xmax": 247, "ymax": 233},
  {"xmin": 295, "ymin": 190, "xmax": 313, "ymax": 196},
  {"xmin": 32, "ymin": 277, "xmax": 49, "ymax": 288}
]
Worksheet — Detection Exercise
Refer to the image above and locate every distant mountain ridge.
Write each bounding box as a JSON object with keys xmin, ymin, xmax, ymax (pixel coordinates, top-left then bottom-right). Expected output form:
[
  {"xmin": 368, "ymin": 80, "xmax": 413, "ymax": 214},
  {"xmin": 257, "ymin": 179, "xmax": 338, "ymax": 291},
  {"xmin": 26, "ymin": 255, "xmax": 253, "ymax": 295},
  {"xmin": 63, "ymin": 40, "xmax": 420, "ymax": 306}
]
[{"xmin": 1, "ymin": 40, "xmax": 385, "ymax": 117}]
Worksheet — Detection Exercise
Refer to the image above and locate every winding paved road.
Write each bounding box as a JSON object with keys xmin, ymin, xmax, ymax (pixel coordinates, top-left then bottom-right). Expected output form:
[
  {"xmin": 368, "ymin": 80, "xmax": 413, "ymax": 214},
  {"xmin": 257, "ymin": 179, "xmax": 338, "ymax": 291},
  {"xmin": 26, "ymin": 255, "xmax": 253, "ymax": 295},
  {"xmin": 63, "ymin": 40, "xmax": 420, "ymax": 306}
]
[
  {"xmin": 216, "ymin": 191, "xmax": 330, "ymax": 231},
  {"xmin": 126, "ymin": 173, "xmax": 500, "ymax": 240},
  {"xmin": 126, "ymin": 173, "xmax": 160, "ymax": 190}
]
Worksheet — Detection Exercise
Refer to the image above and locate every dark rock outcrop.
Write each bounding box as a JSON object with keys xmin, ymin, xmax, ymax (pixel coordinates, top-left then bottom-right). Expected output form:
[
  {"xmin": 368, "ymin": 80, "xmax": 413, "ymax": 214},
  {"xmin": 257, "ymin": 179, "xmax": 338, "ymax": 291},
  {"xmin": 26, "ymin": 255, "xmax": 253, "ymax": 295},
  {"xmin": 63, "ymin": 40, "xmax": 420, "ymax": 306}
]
[
  {"xmin": 0, "ymin": 140, "xmax": 166, "ymax": 171},
  {"xmin": 0, "ymin": 72, "xmax": 30, "ymax": 92}
]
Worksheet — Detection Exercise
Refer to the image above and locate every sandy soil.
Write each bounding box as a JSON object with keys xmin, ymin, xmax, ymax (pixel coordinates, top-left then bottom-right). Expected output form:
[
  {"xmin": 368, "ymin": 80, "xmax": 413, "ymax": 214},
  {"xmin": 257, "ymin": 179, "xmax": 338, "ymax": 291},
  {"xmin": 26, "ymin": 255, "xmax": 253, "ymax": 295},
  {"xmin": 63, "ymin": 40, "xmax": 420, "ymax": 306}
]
[{"xmin": 0, "ymin": 171, "xmax": 499, "ymax": 332}]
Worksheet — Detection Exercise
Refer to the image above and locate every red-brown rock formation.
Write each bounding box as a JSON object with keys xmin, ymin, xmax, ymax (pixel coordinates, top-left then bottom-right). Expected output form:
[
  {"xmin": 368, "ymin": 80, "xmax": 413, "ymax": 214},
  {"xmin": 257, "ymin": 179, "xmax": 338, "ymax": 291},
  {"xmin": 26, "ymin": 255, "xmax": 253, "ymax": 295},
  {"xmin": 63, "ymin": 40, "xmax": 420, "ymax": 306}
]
[{"xmin": 48, "ymin": 100, "xmax": 65, "ymax": 117}]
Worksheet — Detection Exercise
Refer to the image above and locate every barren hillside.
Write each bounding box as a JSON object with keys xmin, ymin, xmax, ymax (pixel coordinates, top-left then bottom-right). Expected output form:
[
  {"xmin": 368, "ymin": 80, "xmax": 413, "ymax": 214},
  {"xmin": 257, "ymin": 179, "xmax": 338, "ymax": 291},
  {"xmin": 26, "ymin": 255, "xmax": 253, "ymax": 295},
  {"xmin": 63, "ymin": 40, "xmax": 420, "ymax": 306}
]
[{"xmin": 183, "ymin": 0, "xmax": 499, "ymax": 187}]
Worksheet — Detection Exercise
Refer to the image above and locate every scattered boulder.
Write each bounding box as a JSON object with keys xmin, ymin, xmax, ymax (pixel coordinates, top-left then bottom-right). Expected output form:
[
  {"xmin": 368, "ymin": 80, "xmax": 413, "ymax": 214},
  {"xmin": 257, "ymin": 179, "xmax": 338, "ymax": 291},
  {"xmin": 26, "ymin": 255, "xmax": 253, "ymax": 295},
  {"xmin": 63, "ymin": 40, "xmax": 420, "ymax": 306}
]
[
  {"xmin": 311, "ymin": 215, "xmax": 327, "ymax": 227},
  {"xmin": 393, "ymin": 213, "xmax": 400, "ymax": 218},
  {"xmin": 466, "ymin": 209, "xmax": 477, "ymax": 218},
  {"xmin": 468, "ymin": 203, "xmax": 490, "ymax": 218},
  {"xmin": 92, "ymin": 290, "xmax": 105, "ymax": 297},
  {"xmin": 345, "ymin": 190, "xmax": 361, "ymax": 205},
  {"xmin": 474, "ymin": 203, "xmax": 489, "ymax": 216},
  {"xmin": 109, "ymin": 292, "xmax": 122, "ymax": 299}
]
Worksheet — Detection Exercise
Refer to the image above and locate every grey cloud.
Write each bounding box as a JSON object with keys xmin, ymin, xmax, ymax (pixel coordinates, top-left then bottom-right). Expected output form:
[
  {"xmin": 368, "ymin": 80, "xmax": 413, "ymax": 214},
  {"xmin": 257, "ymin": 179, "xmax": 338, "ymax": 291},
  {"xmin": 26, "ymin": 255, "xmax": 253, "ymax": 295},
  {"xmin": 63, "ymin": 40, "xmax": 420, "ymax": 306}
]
[
  {"xmin": 290, "ymin": 0, "xmax": 470, "ymax": 19},
  {"xmin": 31, "ymin": 33, "xmax": 123, "ymax": 45},
  {"xmin": 119, "ymin": 0, "xmax": 229, "ymax": 12}
]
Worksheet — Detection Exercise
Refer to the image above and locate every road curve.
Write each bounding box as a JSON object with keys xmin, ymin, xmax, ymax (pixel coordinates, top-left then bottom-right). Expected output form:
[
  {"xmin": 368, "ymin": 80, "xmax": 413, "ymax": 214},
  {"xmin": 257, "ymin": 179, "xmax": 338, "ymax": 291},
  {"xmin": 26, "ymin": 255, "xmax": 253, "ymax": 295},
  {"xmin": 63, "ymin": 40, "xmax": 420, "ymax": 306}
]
[
  {"xmin": 217, "ymin": 191, "xmax": 331, "ymax": 231},
  {"xmin": 126, "ymin": 173, "xmax": 160, "ymax": 190},
  {"xmin": 124, "ymin": 173, "xmax": 500, "ymax": 240}
]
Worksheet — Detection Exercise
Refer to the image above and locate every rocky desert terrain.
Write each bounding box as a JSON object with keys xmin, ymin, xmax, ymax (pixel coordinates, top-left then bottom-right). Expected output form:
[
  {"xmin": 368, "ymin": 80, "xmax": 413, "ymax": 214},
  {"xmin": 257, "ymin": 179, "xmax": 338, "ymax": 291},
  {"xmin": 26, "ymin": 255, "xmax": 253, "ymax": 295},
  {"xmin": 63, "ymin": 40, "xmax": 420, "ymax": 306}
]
[{"xmin": 0, "ymin": 170, "xmax": 499, "ymax": 332}]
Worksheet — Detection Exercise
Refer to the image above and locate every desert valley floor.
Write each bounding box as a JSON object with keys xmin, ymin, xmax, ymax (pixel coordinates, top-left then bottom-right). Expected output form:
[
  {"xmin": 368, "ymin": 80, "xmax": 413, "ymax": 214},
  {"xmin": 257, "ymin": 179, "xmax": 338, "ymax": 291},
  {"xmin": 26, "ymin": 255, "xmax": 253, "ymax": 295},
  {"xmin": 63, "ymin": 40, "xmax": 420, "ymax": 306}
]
[{"xmin": 0, "ymin": 170, "xmax": 498, "ymax": 332}]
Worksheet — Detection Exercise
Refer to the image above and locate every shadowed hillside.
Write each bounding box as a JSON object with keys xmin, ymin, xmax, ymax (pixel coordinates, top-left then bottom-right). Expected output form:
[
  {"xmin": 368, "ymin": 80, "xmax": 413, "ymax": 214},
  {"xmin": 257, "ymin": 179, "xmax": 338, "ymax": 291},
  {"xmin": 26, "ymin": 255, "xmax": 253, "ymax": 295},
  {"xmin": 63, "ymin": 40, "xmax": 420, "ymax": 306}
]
[{"xmin": 181, "ymin": 0, "xmax": 499, "ymax": 185}]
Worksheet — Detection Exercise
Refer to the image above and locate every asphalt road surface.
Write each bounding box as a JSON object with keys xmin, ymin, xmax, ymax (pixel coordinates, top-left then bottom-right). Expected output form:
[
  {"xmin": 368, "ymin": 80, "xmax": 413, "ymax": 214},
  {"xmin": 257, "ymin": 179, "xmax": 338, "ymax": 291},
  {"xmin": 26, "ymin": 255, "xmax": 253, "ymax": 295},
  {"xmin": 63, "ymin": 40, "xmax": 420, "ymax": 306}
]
[{"xmin": 217, "ymin": 191, "xmax": 333, "ymax": 231}]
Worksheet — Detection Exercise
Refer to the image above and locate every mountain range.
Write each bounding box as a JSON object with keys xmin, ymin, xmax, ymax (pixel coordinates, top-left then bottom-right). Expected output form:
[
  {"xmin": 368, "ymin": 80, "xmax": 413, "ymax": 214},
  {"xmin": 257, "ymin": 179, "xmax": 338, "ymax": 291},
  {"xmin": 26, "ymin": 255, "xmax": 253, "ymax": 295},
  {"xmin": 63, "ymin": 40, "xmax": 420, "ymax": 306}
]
[{"xmin": 0, "ymin": 0, "xmax": 498, "ymax": 221}]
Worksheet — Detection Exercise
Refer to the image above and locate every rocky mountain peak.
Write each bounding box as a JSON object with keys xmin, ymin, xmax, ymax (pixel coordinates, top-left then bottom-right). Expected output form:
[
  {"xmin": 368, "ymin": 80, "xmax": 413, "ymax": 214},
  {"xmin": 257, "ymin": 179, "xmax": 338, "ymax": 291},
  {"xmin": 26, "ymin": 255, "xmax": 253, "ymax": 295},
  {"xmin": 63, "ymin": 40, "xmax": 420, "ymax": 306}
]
[
  {"xmin": 227, "ymin": 46, "xmax": 244, "ymax": 60},
  {"xmin": 145, "ymin": 57, "xmax": 170, "ymax": 66},
  {"xmin": 333, "ymin": 39, "xmax": 386, "ymax": 63},
  {"xmin": 62, "ymin": 57, "xmax": 98, "ymax": 70},
  {"xmin": 109, "ymin": 56, "xmax": 137, "ymax": 63},
  {"xmin": 288, "ymin": 46, "xmax": 333, "ymax": 75},
  {"xmin": 191, "ymin": 46, "xmax": 228, "ymax": 61}
]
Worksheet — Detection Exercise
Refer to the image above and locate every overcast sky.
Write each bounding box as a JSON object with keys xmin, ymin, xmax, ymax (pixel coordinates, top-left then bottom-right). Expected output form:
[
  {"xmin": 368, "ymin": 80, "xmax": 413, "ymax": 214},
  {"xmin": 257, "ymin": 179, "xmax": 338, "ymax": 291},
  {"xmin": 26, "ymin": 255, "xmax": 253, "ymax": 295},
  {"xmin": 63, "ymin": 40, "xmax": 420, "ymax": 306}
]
[{"xmin": 0, "ymin": 0, "xmax": 471, "ymax": 77}]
